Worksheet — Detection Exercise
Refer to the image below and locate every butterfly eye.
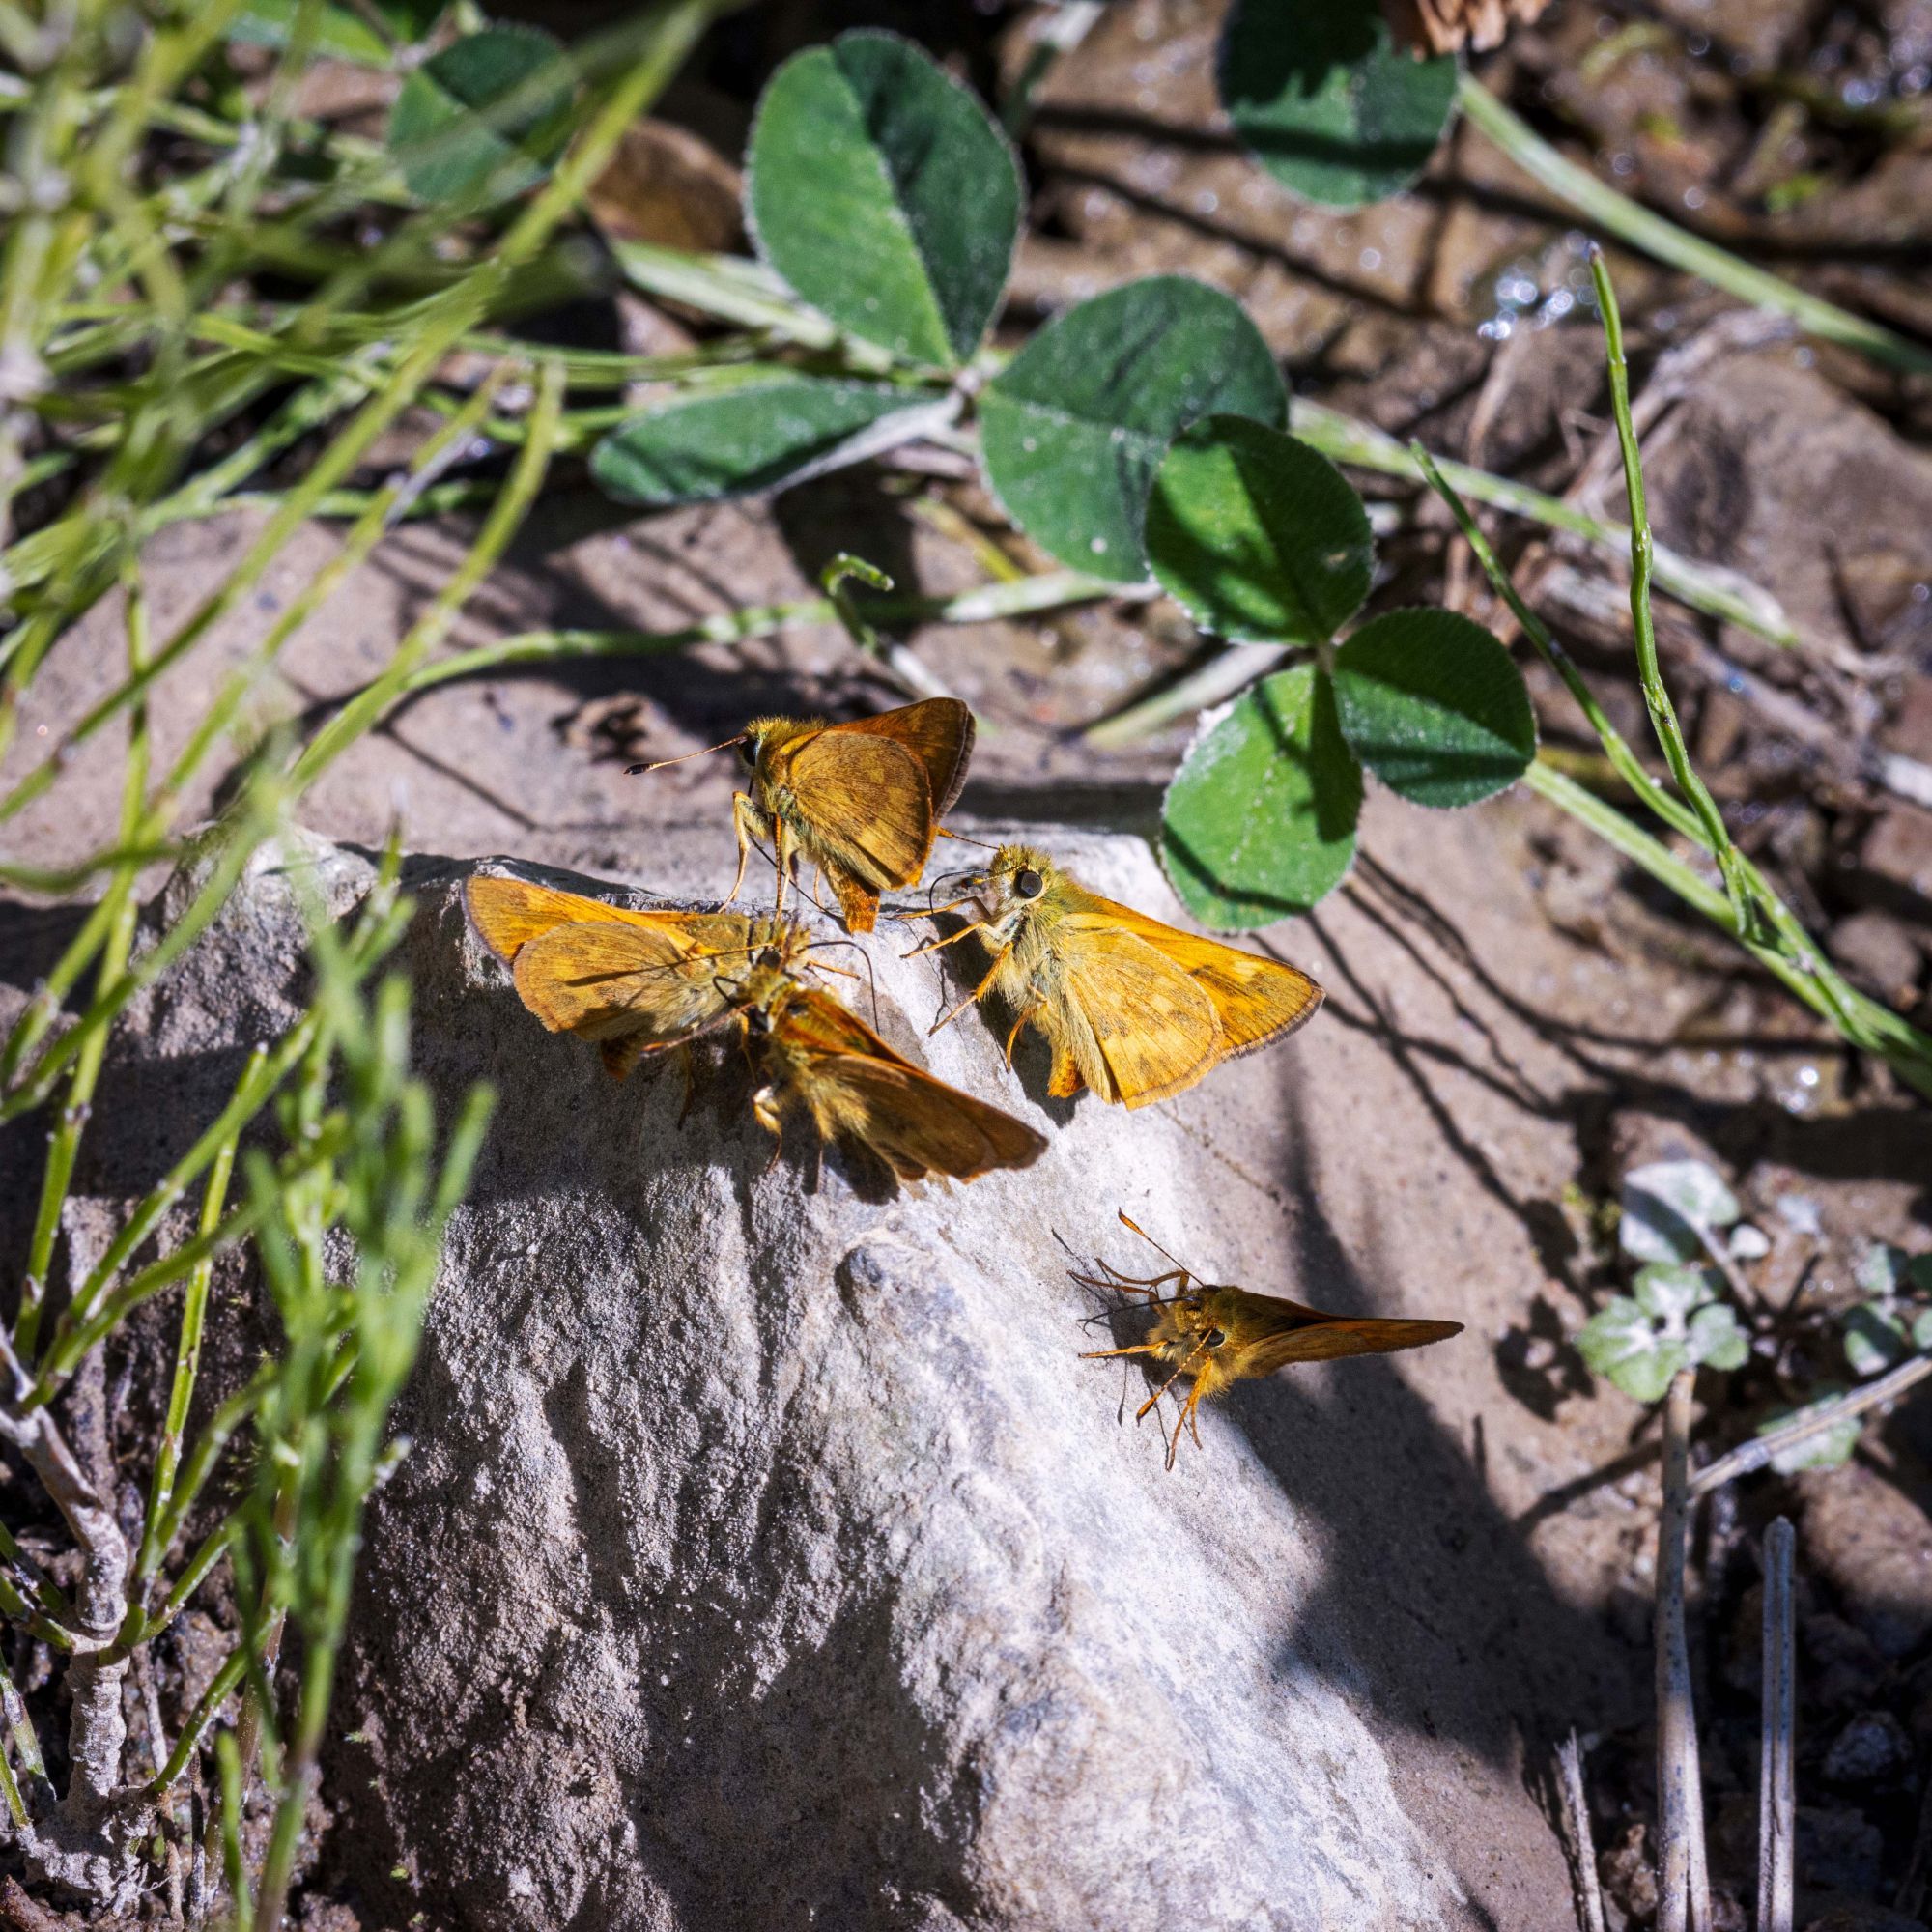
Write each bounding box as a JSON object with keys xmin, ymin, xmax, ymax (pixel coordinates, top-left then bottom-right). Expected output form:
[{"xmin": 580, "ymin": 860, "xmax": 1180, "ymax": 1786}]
[
  {"xmin": 736, "ymin": 740, "xmax": 755, "ymax": 765},
  {"xmin": 1203, "ymin": 1328, "xmax": 1227, "ymax": 1349},
  {"xmin": 1013, "ymin": 867, "xmax": 1043, "ymax": 900}
]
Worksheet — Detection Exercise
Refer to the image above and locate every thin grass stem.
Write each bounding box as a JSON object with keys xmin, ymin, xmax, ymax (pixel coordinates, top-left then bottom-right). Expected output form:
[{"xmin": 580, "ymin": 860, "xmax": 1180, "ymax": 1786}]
[
  {"xmin": 216, "ymin": 1726, "xmax": 252, "ymax": 1922},
  {"xmin": 14, "ymin": 559, "xmax": 154, "ymax": 1358},
  {"xmin": 1591, "ymin": 251, "xmax": 1752, "ymax": 932},
  {"xmin": 0, "ymin": 1657, "xmax": 43, "ymax": 1825},
  {"xmin": 0, "ymin": 1520, "xmax": 76, "ymax": 1627},
  {"xmin": 1656, "ymin": 1367, "xmax": 1708, "ymax": 1932},
  {"xmin": 1432, "ymin": 457, "xmax": 1932, "ymax": 1098},
  {"xmin": 1293, "ymin": 400, "xmax": 1802, "ymax": 651},
  {"xmin": 1559, "ymin": 1730, "xmax": 1608, "ymax": 1932},
  {"xmin": 288, "ymin": 356, "xmax": 566, "ymax": 789},
  {"xmin": 154, "ymin": 363, "xmax": 514, "ymax": 810},
  {"xmin": 1692, "ymin": 1354, "xmax": 1932, "ymax": 1496},
  {"xmin": 135, "ymin": 1116, "xmax": 244, "ymax": 1588},
  {"xmin": 0, "ymin": 772, "xmax": 293, "ymax": 1125},
  {"xmin": 28, "ymin": 1122, "xmax": 350, "ymax": 1403},
  {"xmin": 374, "ymin": 569, "xmax": 1124, "ymax": 708},
  {"xmin": 144, "ymin": 1646, "xmax": 246, "ymax": 1802}
]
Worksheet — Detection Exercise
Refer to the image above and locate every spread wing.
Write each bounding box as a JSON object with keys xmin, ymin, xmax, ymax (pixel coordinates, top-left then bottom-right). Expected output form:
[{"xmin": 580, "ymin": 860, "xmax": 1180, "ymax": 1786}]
[
  {"xmin": 1067, "ymin": 892, "xmax": 1322, "ymax": 1059},
  {"xmin": 777, "ymin": 988, "xmax": 1044, "ymax": 1181},
  {"xmin": 787, "ymin": 729, "xmax": 935, "ymax": 890},
  {"xmin": 1056, "ymin": 916, "xmax": 1220, "ymax": 1108},
  {"xmin": 508, "ymin": 922, "xmax": 741, "ymax": 1052},
  {"xmin": 828, "ymin": 698, "xmax": 976, "ymax": 816},
  {"xmin": 465, "ymin": 874, "xmax": 753, "ymax": 966},
  {"xmin": 466, "ymin": 874, "xmax": 645, "ymax": 962}
]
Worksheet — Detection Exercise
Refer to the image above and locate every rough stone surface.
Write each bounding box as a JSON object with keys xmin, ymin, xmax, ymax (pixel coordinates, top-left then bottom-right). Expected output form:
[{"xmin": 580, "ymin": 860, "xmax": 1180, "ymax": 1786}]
[
  {"xmin": 328, "ymin": 820, "xmax": 1634, "ymax": 1932},
  {"xmin": 21, "ymin": 787, "xmax": 1696, "ymax": 1931}
]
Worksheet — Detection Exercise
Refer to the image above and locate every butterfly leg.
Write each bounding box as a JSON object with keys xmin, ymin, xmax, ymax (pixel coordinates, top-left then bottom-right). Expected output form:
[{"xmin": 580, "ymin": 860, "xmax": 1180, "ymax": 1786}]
[
  {"xmin": 890, "ymin": 892, "xmax": 981, "ymax": 923},
  {"xmin": 927, "ymin": 943, "xmax": 1013, "ymax": 1037},
  {"xmin": 1134, "ymin": 1337, "xmax": 1210, "ymax": 1425},
  {"xmin": 723, "ymin": 792, "xmax": 761, "ymax": 911},
  {"xmin": 1067, "ymin": 1262, "xmax": 1186, "ymax": 1304},
  {"xmin": 901, "ymin": 918, "xmax": 991, "ymax": 961},
  {"xmin": 770, "ymin": 820, "xmax": 796, "ymax": 923},
  {"xmin": 1004, "ymin": 1002, "xmax": 1042, "ymax": 1067},
  {"xmin": 752, "ymin": 1082, "xmax": 784, "ymax": 1172},
  {"xmin": 1078, "ymin": 1340, "xmax": 1163, "ymax": 1361},
  {"xmin": 1093, "ymin": 1264, "xmax": 1192, "ymax": 1298},
  {"xmin": 1180, "ymin": 1384, "xmax": 1207, "ymax": 1457}
]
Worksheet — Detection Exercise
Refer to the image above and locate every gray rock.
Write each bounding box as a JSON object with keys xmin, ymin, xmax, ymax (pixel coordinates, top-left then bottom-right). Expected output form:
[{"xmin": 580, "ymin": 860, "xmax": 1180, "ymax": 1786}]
[
  {"xmin": 344, "ymin": 830, "xmax": 1467, "ymax": 1931},
  {"xmin": 29, "ymin": 805, "xmax": 1649, "ymax": 1930}
]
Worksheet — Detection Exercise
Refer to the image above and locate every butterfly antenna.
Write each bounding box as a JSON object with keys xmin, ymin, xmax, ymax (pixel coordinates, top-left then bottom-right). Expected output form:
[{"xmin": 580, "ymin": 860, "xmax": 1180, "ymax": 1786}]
[
  {"xmin": 923, "ymin": 868, "xmax": 984, "ymax": 916},
  {"xmin": 1116, "ymin": 1210, "xmax": 1198, "ymax": 1283},
  {"xmin": 934, "ymin": 828, "xmax": 998, "ymax": 851},
  {"xmin": 790, "ymin": 866, "xmax": 835, "ymax": 922},
  {"xmin": 801, "ymin": 936, "xmax": 881, "ymax": 1029},
  {"xmin": 626, "ymin": 735, "xmax": 746, "ymax": 776}
]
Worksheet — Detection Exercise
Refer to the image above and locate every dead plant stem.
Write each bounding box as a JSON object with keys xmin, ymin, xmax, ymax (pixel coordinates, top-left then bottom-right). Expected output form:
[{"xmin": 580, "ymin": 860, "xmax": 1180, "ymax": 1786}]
[
  {"xmin": 1759, "ymin": 1518, "xmax": 1796, "ymax": 1932},
  {"xmin": 1656, "ymin": 1367, "xmax": 1710, "ymax": 1932}
]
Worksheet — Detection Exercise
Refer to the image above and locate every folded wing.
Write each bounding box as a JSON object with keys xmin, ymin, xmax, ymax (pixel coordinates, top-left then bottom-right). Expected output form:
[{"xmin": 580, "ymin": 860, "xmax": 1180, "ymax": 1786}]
[
  {"xmin": 831, "ymin": 697, "xmax": 977, "ymax": 817},
  {"xmin": 777, "ymin": 987, "xmax": 1045, "ymax": 1181},
  {"xmin": 788, "ymin": 731, "xmax": 935, "ymax": 892}
]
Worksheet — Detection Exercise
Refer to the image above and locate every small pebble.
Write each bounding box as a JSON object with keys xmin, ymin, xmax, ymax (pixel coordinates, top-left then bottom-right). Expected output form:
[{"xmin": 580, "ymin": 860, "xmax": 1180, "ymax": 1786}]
[{"xmin": 1822, "ymin": 1711, "xmax": 1910, "ymax": 1785}]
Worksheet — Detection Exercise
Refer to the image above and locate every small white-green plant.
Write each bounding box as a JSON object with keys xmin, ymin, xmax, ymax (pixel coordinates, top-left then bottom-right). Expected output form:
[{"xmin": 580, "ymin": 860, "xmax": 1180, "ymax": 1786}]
[{"xmin": 1577, "ymin": 1263, "xmax": 1748, "ymax": 1406}]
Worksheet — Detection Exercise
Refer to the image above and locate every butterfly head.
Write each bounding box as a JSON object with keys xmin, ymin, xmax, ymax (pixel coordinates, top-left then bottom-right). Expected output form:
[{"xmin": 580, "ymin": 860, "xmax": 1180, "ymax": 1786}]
[{"xmin": 985, "ymin": 844, "xmax": 1061, "ymax": 914}]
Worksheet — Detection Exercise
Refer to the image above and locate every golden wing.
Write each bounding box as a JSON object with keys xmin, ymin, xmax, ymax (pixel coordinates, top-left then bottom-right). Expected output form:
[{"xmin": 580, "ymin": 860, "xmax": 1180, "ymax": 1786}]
[
  {"xmin": 1067, "ymin": 890, "xmax": 1322, "ymax": 1059},
  {"xmin": 509, "ymin": 922, "xmax": 745, "ymax": 1053},
  {"xmin": 1054, "ymin": 916, "xmax": 1221, "ymax": 1107},
  {"xmin": 772, "ymin": 987, "xmax": 1045, "ymax": 1181},
  {"xmin": 1231, "ymin": 1316, "xmax": 1464, "ymax": 1376},
  {"xmin": 805, "ymin": 1050, "xmax": 1047, "ymax": 1182},
  {"xmin": 465, "ymin": 874, "xmax": 759, "ymax": 965},
  {"xmin": 785, "ymin": 729, "xmax": 935, "ymax": 890},
  {"xmin": 772, "ymin": 982, "xmax": 905, "ymax": 1060},
  {"xmin": 829, "ymin": 698, "xmax": 976, "ymax": 817},
  {"xmin": 465, "ymin": 874, "xmax": 651, "ymax": 963}
]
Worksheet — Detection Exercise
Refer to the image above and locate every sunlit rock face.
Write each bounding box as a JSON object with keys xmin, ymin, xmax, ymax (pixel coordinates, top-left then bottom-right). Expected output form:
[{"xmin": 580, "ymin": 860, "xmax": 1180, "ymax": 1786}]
[{"xmin": 70, "ymin": 814, "xmax": 1643, "ymax": 1931}]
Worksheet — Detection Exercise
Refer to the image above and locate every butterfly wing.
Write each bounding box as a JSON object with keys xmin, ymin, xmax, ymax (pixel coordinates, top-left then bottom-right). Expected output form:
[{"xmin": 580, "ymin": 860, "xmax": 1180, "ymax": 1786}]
[
  {"xmin": 466, "ymin": 874, "xmax": 757, "ymax": 966},
  {"xmin": 509, "ymin": 922, "xmax": 744, "ymax": 1055},
  {"xmin": 1053, "ymin": 916, "xmax": 1221, "ymax": 1107},
  {"xmin": 1071, "ymin": 891, "xmax": 1322, "ymax": 1060},
  {"xmin": 774, "ymin": 988, "xmax": 1045, "ymax": 1181},
  {"xmin": 465, "ymin": 874, "xmax": 649, "ymax": 963},
  {"xmin": 832, "ymin": 698, "xmax": 976, "ymax": 816},
  {"xmin": 785, "ymin": 729, "xmax": 936, "ymax": 893},
  {"xmin": 1216, "ymin": 1280, "xmax": 1463, "ymax": 1376}
]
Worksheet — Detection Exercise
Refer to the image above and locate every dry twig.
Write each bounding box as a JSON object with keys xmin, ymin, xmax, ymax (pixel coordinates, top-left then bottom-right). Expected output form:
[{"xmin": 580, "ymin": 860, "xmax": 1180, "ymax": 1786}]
[
  {"xmin": 1759, "ymin": 1518, "xmax": 1796, "ymax": 1932},
  {"xmin": 1558, "ymin": 1730, "xmax": 1608, "ymax": 1932},
  {"xmin": 1691, "ymin": 1352, "xmax": 1932, "ymax": 1497},
  {"xmin": 1656, "ymin": 1368, "xmax": 1711, "ymax": 1932}
]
